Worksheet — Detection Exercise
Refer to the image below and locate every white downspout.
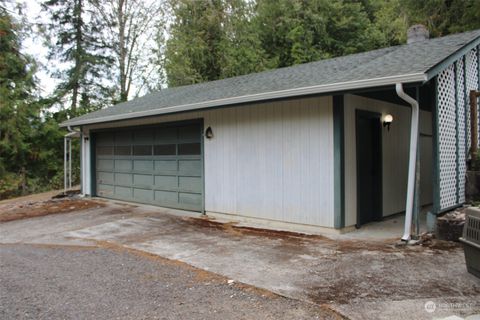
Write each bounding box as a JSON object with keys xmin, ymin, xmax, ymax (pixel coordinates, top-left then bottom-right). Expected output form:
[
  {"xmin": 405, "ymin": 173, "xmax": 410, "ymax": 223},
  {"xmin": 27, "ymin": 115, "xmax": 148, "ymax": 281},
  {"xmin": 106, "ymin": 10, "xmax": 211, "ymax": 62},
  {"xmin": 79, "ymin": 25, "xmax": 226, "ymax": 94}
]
[{"xmin": 395, "ymin": 83, "xmax": 419, "ymax": 241}]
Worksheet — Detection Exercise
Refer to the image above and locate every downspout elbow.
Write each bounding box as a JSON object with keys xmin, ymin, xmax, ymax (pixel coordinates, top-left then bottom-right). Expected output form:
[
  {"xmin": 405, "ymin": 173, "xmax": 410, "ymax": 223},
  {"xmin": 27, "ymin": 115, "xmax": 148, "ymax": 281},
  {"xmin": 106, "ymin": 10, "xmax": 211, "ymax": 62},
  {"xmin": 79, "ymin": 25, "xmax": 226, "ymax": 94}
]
[
  {"xmin": 67, "ymin": 125, "xmax": 79, "ymax": 133},
  {"xmin": 395, "ymin": 83, "xmax": 419, "ymax": 241}
]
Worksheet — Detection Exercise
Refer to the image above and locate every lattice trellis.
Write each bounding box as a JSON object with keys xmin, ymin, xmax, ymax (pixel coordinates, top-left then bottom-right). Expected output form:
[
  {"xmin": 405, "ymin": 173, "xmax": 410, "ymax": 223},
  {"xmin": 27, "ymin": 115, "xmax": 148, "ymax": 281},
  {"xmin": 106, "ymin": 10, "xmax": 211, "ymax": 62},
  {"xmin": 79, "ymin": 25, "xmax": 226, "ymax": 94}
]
[
  {"xmin": 437, "ymin": 64, "xmax": 458, "ymax": 210},
  {"xmin": 456, "ymin": 59, "xmax": 466, "ymax": 203},
  {"xmin": 435, "ymin": 47, "xmax": 480, "ymax": 212},
  {"xmin": 466, "ymin": 47, "xmax": 478, "ymax": 149}
]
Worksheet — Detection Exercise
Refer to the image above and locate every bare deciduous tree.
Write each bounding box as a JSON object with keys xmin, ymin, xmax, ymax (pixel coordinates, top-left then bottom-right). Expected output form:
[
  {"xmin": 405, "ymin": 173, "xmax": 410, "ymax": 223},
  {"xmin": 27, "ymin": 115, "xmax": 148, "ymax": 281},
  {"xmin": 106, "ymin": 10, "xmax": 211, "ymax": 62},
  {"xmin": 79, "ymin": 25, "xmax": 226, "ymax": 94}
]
[{"xmin": 91, "ymin": 0, "xmax": 164, "ymax": 102}]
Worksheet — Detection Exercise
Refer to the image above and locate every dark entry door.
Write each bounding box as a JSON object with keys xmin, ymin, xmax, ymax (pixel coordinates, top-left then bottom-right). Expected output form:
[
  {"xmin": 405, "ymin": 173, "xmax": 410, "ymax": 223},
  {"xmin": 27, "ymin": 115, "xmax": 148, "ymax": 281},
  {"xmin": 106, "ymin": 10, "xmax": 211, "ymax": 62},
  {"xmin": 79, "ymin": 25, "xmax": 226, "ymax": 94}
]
[{"xmin": 356, "ymin": 110, "xmax": 382, "ymax": 227}]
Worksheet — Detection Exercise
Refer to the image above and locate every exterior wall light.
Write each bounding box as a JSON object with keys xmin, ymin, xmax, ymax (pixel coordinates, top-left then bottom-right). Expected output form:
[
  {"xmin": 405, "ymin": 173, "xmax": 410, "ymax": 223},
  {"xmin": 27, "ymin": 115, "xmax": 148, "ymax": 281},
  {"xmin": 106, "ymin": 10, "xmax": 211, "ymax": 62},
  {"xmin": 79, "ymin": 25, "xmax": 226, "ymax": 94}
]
[
  {"xmin": 205, "ymin": 126, "xmax": 214, "ymax": 139},
  {"xmin": 383, "ymin": 114, "xmax": 393, "ymax": 131}
]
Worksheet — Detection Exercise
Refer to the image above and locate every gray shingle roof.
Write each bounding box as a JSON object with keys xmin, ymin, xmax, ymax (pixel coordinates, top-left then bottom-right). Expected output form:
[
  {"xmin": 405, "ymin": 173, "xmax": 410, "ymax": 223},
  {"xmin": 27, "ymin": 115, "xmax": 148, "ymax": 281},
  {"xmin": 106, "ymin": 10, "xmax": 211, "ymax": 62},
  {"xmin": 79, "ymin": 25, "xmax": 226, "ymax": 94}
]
[{"xmin": 62, "ymin": 29, "xmax": 480, "ymax": 127}]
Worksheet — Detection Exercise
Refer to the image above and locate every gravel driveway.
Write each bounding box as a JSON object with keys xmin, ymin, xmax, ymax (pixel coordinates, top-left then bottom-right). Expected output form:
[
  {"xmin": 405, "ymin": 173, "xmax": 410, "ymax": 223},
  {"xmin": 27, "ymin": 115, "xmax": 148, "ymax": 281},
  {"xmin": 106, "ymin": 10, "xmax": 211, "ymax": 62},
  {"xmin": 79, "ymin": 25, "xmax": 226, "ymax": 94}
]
[
  {"xmin": 0, "ymin": 244, "xmax": 337, "ymax": 320},
  {"xmin": 1, "ymin": 196, "xmax": 479, "ymax": 319}
]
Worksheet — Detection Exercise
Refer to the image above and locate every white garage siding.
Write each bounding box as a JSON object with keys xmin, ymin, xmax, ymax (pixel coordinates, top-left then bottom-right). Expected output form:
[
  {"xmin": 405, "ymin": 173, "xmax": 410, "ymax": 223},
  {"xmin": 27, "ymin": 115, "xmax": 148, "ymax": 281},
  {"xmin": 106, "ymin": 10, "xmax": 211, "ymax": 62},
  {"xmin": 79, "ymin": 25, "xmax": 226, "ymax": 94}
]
[
  {"xmin": 82, "ymin": 95, "xmax": 335, "ymax": 228},
  {"xmin": 344, "ymin": 94, "xmax": 433, "ymax": 227}
]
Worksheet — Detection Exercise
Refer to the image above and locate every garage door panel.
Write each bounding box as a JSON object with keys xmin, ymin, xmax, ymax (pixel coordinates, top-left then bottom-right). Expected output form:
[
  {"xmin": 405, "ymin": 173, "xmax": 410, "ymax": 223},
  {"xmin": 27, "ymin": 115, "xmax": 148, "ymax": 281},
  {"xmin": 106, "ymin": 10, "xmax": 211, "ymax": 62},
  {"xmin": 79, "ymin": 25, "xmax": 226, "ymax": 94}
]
[
  {"xmin": 179, "ymin": 192, "xmax": 202, "ymax": 205},
  {"xmin": 178, "ymin": 142, "xmax": 201, "ymax": 155},
  {"xmin": 153, "ymin": 144, "xmax": 176, "ymax": 156},
  {"xmin": 154, "ymin": 175, "xmax": 177, "ymax": 189},
  {"xmin": 155, "ymin": 190, "xmax": 178, "ymax": 203},
  {"xmin": 133, "ymin": 145, "xmax": 152, "ymax": 156},
  {"xmin": 96, "ymin": 146, "xmax": 113, "ymax": 156},
  {"xmin": 115, "ymin": 131, "xmax": 132, "ymax": 144},
  {"xmin": 97, "ymin": 159, "xmax": 114, "ymax": 171},
  {"xmin": 97, "ymin": 172, "xmax": 114, "ymax": 184},
  {"xmin": 115, "ymin": 160, "xmax": 132, "ymax": 171},
  {"xmin": 178, "ymin": 160, "xmax": 201, "ymax": 175},
  {"xmin": 179, "ymin": 176, "xmax": 202, "ymax": 193},
  {"xmin": 133, "ymin": 188, "xmax": 153, "ymax": 202},
  {"xmin": 115, "ymin": 186, "xmax": 132, "ymax": 198},
  {"xmin": 178, "ymin": 126, "xmax": 200, "ymax": 141},
  {"xmin": 155, "ymin": 127, "xmax": 177, "ymax": 142},
  {"xmin": 96, "ymin": 132, "xmax": 114, "ymax": 146},
  {"xmin": 114, "ymin": 146, "xmax": 131, "ymax": 156},
  {"xmin": 133, "ymin": 160, "xmax": 153, "ymax": 172},
  {"xmin": 133, "ymin": 129, "xmax": 154, "ymax": 144},
  {"xmin": 115, "ymin": 173, "xmax": 132, "ymax": 186},
  {"xmin": 134, "ymin": 174, "xmax": 153, "ymax": 186},
  {"xmin": 97, "ymin": 184, "xmax": 114, "ymax": 197},
  {"xmin": 95, "ymin": 122, "xmax": 203, "ymax": 211},
  {"xmin": 154, "ymin": 160, "xmax": 177, "ymax": 173}
]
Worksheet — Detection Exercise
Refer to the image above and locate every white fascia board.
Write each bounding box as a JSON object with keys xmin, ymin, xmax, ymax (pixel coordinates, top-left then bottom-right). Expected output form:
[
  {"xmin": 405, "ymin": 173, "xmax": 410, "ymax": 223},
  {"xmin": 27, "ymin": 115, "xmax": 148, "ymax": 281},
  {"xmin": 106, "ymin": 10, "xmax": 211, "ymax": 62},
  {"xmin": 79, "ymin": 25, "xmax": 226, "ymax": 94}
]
[{"xmin": 62, "ymin": 72, "xmax": 427, "ymax": 127}]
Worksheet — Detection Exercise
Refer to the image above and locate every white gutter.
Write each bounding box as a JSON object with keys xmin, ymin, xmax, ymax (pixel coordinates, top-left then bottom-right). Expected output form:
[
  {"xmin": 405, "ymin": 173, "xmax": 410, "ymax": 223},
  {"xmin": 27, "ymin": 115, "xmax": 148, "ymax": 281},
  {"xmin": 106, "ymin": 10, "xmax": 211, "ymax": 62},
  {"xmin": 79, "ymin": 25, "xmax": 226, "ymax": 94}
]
[
  {"xmin": 395, "ymin": 83, "xmax": 419, "ymax": 241},
  {"xmin": 62, "ymin": 73, "xmax": 427, "ymax": 127}
]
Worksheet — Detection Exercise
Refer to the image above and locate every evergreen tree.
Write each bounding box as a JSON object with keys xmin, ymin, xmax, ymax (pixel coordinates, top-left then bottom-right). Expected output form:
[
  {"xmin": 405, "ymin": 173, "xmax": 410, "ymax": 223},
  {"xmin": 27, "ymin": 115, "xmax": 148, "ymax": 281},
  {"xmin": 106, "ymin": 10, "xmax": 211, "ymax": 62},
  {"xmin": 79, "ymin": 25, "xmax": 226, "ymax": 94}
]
[
  {"xmin": 254, "ymin": 0, "xmax": 384, "ymax": 68},
  {"xmin": 164, "ymin": 0, "xmax": 268, "ymax": 87},
  {"xmin": 165, "ymin": 0, "xmax": 227, "ymax": 86},
  {"xmin": 42, "ymin": 0, "xmax": 113, "ymax": 115},
  {"xmin": 0, "ymin": 4, "xmax": 40, "ymax": 196},
  {"xmin": 219, "ymin": 0, "xmax": 271, "ymax": 78},
  {"xmin": 371, "ymin": 0, "xmax": 480, "ymax": 46}
]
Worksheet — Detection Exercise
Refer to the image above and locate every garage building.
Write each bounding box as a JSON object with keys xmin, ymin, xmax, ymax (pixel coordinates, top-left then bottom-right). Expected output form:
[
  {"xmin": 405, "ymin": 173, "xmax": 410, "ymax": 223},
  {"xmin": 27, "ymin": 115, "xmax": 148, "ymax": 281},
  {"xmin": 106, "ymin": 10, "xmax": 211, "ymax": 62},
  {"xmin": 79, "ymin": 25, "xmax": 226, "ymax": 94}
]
[{"xmin": 61, "ymin": 29, "xmax": 480, "ymax": 238}]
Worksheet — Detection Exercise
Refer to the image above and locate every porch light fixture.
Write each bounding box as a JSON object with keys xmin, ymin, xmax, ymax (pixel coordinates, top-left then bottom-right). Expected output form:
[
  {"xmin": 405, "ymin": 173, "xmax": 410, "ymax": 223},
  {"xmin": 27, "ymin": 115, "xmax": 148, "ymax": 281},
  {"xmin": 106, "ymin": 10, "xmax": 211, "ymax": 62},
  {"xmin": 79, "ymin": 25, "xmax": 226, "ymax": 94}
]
[
  {"xmin": 383, "ymin": 114, "xmax": 393, "ymax": 131},
  {"xmin": 205, "ymin": 126, "xmax": 214, "ymax": 139}
]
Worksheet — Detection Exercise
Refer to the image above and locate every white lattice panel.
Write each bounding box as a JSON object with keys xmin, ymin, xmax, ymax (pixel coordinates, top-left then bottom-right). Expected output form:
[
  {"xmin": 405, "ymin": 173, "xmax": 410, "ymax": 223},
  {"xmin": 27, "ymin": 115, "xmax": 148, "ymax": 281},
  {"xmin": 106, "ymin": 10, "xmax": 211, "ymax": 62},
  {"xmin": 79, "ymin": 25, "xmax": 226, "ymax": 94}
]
[
  {"xmin": 437, "ymin": 64, "xmax": 458, "ymax": 209},
  {"xmin": 466, "ymin": 47, "xmax": 479, "ymax": 149},
  {"xmin": 456, "ymin": 59, "xmax": 466, "ymax": 203}
]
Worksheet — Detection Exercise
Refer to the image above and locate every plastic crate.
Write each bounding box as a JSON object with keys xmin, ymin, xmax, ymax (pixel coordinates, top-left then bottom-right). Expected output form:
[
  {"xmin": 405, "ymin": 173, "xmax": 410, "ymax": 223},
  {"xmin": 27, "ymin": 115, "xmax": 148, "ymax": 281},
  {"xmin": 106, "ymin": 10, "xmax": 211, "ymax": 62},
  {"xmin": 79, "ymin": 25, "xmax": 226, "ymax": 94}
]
[{"xmin": 459, "ymin": 214, "xmax": 480, "ymax": 278}]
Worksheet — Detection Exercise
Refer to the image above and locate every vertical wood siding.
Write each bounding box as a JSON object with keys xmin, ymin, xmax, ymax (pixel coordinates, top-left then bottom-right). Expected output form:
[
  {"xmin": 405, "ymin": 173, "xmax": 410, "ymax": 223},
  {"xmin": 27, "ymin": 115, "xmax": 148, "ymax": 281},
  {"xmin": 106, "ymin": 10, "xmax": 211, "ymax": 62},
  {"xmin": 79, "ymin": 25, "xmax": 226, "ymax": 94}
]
[
  {"xmin": 84, "ymin": 96, "xmax": 335, "ymax": 227},
  {"xmin": 344, "ymin": 94, "xmax": 433, "ymax": 227}
]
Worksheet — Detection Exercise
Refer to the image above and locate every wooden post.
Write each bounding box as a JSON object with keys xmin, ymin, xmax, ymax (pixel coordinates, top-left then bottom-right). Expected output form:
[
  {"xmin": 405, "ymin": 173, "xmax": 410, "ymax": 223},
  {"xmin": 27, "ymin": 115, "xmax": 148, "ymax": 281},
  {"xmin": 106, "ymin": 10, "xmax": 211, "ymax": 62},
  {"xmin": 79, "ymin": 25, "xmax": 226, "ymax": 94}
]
[{"xmin": 471, "ymin": 90, "xmax": 480, "ymax": 164}]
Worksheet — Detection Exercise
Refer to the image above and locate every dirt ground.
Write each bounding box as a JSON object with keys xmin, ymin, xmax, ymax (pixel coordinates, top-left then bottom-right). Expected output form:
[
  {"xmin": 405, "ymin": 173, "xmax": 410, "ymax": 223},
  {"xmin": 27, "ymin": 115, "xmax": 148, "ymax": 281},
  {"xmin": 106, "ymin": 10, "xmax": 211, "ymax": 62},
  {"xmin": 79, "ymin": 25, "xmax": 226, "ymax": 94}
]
[{"xmin": 0, "ymin": 192, "xmax": 104, "ymax": 223}]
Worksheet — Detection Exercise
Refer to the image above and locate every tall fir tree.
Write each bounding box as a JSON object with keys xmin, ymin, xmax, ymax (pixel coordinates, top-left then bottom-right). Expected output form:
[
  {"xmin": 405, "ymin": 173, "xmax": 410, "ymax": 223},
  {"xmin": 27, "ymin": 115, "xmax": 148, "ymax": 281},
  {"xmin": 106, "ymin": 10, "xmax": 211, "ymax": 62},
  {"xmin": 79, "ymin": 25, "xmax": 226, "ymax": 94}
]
[
  {"xmin": 0, "ymin": 3, "xmax": 40, "ymax": 196},
  {"xmin": 42, "ymin": 0, "xmax": 113, "ymax": 115}
]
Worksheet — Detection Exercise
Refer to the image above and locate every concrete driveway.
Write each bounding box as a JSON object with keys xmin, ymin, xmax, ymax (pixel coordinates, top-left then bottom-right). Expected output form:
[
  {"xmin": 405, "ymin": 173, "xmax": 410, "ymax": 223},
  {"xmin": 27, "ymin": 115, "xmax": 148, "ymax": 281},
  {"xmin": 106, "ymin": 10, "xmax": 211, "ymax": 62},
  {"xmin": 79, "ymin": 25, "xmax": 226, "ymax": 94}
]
[{"xmin": 1, "ymin": 196, "xmax": 479, "ymax": 320}]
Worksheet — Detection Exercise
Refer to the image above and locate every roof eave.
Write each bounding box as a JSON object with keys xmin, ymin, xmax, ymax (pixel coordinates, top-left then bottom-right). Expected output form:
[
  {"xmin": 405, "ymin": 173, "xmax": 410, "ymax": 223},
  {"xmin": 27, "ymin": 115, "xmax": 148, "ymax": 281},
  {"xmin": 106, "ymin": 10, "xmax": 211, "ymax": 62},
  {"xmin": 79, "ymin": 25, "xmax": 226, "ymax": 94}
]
[
  {"xmin": 60, "ymin": 72, "xmax": 427, "ymax": 128},
  {"xmin": 425, "ymin": 36, "xmax": 480, "ymax": 81}
]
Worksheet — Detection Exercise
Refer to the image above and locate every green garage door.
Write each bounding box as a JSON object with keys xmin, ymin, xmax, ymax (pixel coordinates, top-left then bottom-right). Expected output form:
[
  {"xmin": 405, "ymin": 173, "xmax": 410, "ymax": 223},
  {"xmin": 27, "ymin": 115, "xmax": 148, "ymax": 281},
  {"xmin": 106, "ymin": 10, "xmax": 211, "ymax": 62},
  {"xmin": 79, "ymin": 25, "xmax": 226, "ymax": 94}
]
[{"xmin": 94, "ymin": 122, "xmax": 203, "ymax": 211}]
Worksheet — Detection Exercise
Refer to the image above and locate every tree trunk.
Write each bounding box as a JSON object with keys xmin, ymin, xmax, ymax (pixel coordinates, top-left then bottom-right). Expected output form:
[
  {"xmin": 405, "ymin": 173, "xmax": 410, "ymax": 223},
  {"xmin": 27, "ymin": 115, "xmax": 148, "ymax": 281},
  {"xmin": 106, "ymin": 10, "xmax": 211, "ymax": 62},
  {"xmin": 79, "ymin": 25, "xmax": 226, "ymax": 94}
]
[
  {"xmin": 118, "ymin": 0, "xmax": 128, "ymax": 102},
  {"xmin": 71, "ymin": 0, "xmax": 84, "ymax": 114}
]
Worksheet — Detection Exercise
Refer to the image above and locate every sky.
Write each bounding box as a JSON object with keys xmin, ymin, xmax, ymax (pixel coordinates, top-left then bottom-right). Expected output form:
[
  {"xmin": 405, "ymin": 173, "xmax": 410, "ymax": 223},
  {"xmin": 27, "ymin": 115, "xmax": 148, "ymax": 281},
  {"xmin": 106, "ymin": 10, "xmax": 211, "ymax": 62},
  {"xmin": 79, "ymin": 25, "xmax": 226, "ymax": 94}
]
[
  {"xmin": 10, "ymin": 0, "xmax": 165, "ymax": 102},
  {"xmin": 18, "ymin": 0, "xmax": 58, "ymax": 96}
]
